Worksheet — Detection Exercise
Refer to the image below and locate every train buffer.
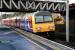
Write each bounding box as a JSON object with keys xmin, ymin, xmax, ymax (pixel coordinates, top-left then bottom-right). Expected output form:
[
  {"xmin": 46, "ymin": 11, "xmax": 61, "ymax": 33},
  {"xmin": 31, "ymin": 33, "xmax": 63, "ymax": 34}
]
[{"xmin": 0, "ymin": 25, "xmax": 74, "ymax": 50}]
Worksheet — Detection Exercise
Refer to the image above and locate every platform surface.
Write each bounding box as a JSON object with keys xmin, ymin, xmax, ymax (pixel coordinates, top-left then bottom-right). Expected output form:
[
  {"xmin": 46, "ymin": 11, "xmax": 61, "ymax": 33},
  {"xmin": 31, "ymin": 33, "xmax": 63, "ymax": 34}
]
[{"xmin": 0, "ymin": 25, "xmax": 53, "ymax": 50}]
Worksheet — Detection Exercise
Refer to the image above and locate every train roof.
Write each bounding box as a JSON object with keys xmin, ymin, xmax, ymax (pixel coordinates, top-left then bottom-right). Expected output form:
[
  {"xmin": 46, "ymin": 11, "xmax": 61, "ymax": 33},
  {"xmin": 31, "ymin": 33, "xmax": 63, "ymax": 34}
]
[
  {"xmin": 23, "ymin": 11, "xmax": 51, "ymax": 16},
  {"xmin": 34, "ymin": 11, "xmax": 51, "ymax": 16}
]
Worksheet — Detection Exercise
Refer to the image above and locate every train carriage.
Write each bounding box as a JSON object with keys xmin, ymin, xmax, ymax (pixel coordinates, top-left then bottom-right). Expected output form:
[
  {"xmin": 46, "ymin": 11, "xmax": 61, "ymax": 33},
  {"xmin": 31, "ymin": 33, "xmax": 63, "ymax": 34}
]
[
  {"xmin": 19, "ymin": 11, "xmax": 55, "ymax": 34},
  {"xmin": 52, "ymin": 13, "xmax": 64, "ymax": 24},
  {"xmin": 2, "ymin": 11, "xmax": 58, "ymax": 37},
  {"xmin": 10, "ymin": 17, "xmax": 17, "ymax": 27},
  {"xmin": 2, "ymin": 18, "xmax": 10, "ymax": 26}
]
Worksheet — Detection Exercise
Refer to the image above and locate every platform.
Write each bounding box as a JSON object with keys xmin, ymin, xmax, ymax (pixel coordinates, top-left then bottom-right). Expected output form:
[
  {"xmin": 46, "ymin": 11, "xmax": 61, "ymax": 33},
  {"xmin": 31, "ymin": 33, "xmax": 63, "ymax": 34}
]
[
  {"xmin": 12, "ymin": 27, "xmax": 74, "ymax": 50},
  {"xmin": 0, "ymin": 25, "xmax": 53, "ymax": 50}
]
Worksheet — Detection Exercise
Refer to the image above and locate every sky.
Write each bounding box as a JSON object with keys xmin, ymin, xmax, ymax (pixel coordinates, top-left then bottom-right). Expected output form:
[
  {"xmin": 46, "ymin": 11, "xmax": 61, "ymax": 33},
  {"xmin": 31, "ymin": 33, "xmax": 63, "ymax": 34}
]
[{"xmin": 69, "ymin": 0, "xmax": 75, "ymax": 4}]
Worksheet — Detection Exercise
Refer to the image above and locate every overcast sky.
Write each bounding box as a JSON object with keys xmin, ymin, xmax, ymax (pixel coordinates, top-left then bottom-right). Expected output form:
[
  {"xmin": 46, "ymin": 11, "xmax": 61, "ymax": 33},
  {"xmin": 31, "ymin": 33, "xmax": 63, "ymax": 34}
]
[{"xmin": 69, "ymin": 0, "xmax": 75, "ymax": 4}]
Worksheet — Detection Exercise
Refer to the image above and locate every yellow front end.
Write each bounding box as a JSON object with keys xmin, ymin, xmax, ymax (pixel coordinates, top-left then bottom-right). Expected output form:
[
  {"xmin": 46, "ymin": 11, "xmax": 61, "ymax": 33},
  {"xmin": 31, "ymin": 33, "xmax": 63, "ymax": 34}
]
[{"xmin": 32, "ymin": 16, "xmax": 55, "ymax": 33}]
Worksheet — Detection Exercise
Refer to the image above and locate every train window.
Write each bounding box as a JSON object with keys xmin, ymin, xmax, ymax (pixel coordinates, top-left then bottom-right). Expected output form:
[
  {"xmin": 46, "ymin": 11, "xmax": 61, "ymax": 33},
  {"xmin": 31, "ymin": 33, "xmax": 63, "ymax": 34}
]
[
  {"xmin": 44, "ymin": 16, "xmax": 52, "ymax": 22},
  {"xmin": 35, "ymin": 16, "xmax": 43, "ymax": 23}
]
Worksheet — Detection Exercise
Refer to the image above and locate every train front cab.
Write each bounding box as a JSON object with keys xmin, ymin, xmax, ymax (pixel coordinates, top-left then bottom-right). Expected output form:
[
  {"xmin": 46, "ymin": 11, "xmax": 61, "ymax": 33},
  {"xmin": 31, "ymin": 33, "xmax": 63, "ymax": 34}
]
[{"xmin": 32, "ymin": 11, "xmax": 55, "ymax": 36}]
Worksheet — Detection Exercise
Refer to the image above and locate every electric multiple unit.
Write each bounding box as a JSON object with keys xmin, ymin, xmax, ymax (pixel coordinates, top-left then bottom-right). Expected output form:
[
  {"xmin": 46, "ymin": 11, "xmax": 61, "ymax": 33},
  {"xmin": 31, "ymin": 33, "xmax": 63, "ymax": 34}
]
[
  {"xmin": 20, "ymin": 11, "xmax": 55, "ymax": 33},
  {"xmin": 2, "ymin": 11, "xmax": 64, "ymax": 36}
]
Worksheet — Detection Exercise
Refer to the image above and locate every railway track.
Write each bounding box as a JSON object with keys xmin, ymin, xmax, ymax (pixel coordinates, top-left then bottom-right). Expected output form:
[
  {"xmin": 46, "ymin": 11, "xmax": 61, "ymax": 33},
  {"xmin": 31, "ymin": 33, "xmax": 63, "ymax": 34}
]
[
  {"xmin": 16, "ymin": 28, "xmax": 75, "ymax": 49},
  {"xmin": 12, "ymin": 27, "xmax": 74, "ymax": 50},
  {"xmin": 38, "ymin": 32, "xmax": 75, "ymax": 49},
  {"xmin": 10, "ymin": 26, "xmax": 75, "ymax": 49}
]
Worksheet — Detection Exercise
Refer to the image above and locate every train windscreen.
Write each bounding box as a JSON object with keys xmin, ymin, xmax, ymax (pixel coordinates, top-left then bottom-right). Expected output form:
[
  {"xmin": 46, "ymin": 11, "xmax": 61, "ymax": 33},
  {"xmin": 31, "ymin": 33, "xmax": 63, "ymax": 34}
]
[
  {"xmin": 44, "ymin": 16, "xmax": 52, "ymax": 22},
  {"xmin": 35, "ymin": 16, "xmax": 52, "ymax": 23}
]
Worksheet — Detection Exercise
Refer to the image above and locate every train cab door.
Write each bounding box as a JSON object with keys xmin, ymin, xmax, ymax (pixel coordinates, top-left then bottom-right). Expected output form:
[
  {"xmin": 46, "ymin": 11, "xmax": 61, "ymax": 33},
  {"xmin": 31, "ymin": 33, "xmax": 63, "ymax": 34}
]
[
  {"xmin": 15, "ymin": 18, "xmax": 17, "ymax": 27},
  {"xmin": 28, "ymin": 17, "xmax": 32, "ymax": 31},
  {"xmin": 17, "ymin": 19, "xmax": 20, "ymax": 28}
]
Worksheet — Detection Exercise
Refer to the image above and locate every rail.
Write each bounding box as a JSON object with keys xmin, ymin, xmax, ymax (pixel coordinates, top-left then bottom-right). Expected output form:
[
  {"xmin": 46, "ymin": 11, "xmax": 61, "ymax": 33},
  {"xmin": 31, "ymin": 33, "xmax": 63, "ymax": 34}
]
[{"xmin": 13, "ymin": 27, "xmax": 74, "ymax": 50}]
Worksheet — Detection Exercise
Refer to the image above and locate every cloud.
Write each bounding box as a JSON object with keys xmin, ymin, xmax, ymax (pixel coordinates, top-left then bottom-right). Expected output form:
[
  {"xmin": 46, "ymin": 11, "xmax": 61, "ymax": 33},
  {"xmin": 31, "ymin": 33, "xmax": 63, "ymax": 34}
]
[{"xmin": 69, "ymin": 0, "xmax": 75, "ymax": 4}]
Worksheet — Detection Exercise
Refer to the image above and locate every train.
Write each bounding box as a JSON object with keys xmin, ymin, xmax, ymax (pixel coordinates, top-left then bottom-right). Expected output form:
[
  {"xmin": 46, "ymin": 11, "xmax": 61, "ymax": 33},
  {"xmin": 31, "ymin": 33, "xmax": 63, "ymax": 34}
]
[
  {"xmin": 52, "ymin": 13, "xmax": 64, "ymax": 25},
  {"xmin": 2, "ymin": 11, "xmax": 64, "ymax": 37}
]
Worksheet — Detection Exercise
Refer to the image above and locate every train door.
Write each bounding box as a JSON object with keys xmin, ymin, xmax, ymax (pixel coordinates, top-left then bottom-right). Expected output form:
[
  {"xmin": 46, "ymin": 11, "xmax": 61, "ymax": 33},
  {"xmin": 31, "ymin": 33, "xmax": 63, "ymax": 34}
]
[
  {"xmin": 28, "ymin": 17, "xmax": 32, "ymax": 32},
  {"xmin": 15, "ymin": 17, "xmax": 20, "ymax": 28},
  {"xmin": 20, "ymin": 18, "xmax": 23, "ymax": 29},
  {"xmin": 16, "ymin": 19, "xmax": 20, "ymax": 28},
  {"xmin": 25, "ymin": 18, "xmax": 29, "ymax": 31},
  {"xmin": 21, "ymin": 18, "xmax": 25, "ymax": 29},
  {"xmin": 22, "ymin": 18, "xmax": 26, "ymax": 30}
]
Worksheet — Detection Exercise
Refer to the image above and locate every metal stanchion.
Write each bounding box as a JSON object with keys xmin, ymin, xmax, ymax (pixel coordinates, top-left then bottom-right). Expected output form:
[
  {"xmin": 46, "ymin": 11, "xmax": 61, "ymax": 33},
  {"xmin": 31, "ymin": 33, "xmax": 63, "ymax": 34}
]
[
  {"xmin": 66, "ymin": 0, "xmax": 69, "ymax": 42},
  {"xmin": 1, "ymin": 12, "xmax": 2, "ymax": 25}
]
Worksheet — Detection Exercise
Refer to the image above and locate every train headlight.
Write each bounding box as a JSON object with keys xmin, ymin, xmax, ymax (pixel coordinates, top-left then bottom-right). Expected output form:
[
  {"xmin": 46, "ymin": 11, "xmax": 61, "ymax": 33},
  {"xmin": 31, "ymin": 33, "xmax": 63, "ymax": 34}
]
[{"xmin": 37, "ymin": 27, "xmax": 41, "ymax": 30}]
